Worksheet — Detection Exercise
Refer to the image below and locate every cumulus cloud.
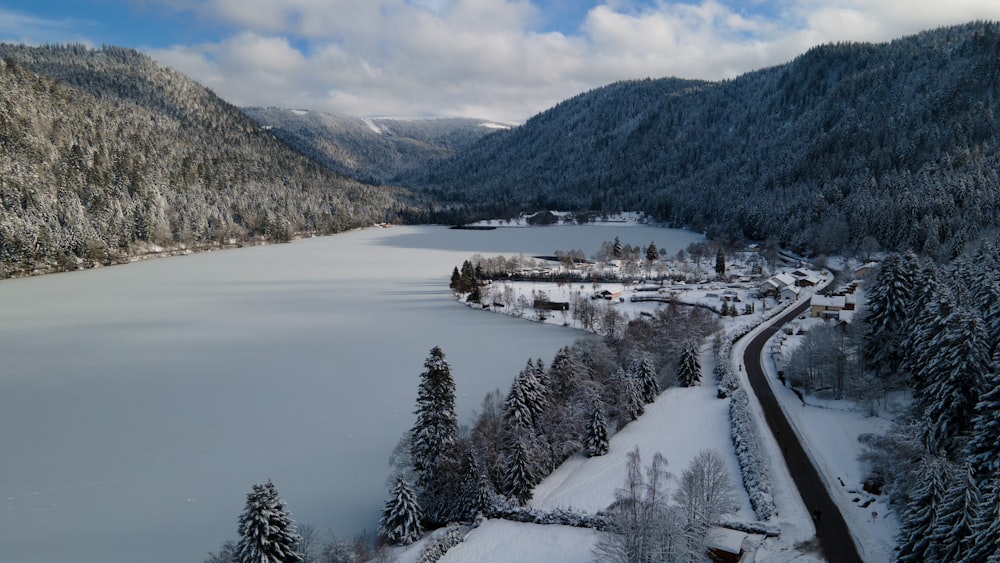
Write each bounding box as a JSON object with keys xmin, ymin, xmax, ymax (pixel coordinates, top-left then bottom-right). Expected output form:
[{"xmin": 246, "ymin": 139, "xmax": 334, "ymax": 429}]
[{"xmin": 141, "ymin": 0, "xmax": 1000, "ymax": 121}]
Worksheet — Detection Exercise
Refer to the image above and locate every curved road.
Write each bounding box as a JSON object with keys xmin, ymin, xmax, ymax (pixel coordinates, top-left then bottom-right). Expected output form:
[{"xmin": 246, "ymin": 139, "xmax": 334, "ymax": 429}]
[{"xmin": 742, "ymin": 300, "xmax": 864, "ymax": 563}]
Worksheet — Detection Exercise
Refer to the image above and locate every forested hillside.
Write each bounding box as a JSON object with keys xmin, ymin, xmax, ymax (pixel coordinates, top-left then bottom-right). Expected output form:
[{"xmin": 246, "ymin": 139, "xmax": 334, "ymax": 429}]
[
  {"xmin": 405, "ymin": 22, "xmax": 1000, "ymax": 258},
  {"xmin": 242, "ymin": 107, "xmax": 507, "ymax": 185},
  {"xmin": 0, "ymin": 44, "xmax": 410, "ymax": 278}
]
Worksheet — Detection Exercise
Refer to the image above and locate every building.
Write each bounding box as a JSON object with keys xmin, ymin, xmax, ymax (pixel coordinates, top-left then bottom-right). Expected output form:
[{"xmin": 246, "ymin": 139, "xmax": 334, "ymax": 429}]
[{"xmin": 811, "ymin": 294, "xmax": 847, "ymax": 318}]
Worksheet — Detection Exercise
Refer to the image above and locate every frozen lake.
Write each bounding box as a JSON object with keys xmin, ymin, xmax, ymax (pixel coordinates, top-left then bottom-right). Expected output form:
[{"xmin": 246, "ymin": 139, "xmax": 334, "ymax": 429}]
[{"xmin": 0, "ymin": 224, "xmax": 703, "ymax": 562}]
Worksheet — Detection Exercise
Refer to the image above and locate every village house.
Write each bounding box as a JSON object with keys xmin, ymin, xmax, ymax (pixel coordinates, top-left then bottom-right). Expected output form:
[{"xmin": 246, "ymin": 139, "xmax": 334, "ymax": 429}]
[
  {"xmin": 811, "ymin": 294, "xmax": 847, "ymax": 319},
  {"xmin": 758, "ymin": 272, "xmax": 797, "ymax": 297}
]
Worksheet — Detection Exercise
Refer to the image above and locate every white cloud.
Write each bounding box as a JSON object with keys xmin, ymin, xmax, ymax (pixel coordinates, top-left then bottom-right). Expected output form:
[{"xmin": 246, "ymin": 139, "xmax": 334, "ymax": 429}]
[{"xmin": 142, "ymin": 0, "xmax": 1000, "ymax": 122}]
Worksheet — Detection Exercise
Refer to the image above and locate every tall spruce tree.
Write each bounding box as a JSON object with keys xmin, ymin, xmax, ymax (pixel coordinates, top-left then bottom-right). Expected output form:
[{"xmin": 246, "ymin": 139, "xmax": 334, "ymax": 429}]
[
  {"xmin": 926, "ymin": 463, "xmax": 981, "ymax": 563},
  {"xmin": 919, "ymin": 307, "xmax": 990, "ymax": 455},
  {"xmin": 410, "ymin": 346, "xmax": 459, "ymax": 520},
  {"xmin": 503, "ymin": 434, "xmax": 538, "ymax": 505},
  {"xmin": 962, "ymin": 478, "xmax": 1000, "ymax": 563},
  {"xmin": 897, "ymin": 456, "xmax": 954, "ymax": 563},
  {"xmin": 863, "ymin": 253, "xmax": 914, "ymax": 384},
  {"xmin": 677, "ymin": 340, "xmax": 702, "ymax": 387},
  {"xmin": 235, "ymin": 480, "xmax": 302, "ymax": 563},
  {"xmin": 966, "ymin": 356, "xmax": 1000, "ymax": 479},
  {"xmin": 585, "ymin": 395, "xmax": 610, "ymax": 457},
  {"xmin": 378, "ymin": 475, "xmax": 424, "ymax": 546},
  {"xmin": 715, "ymin": 247, "xmax": 726, "ymax": 277},
  {"xmin": 634, "ymin": 354, "xmax": 660, "ymax": 403}
]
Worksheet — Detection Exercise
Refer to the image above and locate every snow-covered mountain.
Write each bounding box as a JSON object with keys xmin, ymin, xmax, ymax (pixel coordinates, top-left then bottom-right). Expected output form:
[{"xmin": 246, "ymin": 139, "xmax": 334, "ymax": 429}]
[{"xmin": 242, "ymin": 107, "xmax": 510, "ymax": 185}]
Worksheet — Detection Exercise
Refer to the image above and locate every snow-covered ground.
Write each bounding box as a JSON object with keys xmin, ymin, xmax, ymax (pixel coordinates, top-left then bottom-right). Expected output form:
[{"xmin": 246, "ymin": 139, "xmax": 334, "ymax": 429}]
[
  {"xmin": 390, "ymin": 247, "xmax": 895, "ymax": 562},
  {"xmin": 392, "ymin": 345, "xmax": 758, "ymax": 562},
  {"xmin": 764, "ymin": 316, "xmax": 901, "ymax": 562}
]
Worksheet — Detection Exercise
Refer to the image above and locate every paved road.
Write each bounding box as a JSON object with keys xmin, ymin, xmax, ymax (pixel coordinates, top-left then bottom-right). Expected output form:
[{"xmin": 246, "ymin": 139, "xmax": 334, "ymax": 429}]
[{"xmin": 742, "ymin": 300, "xmax": 864, "ymax": 563}]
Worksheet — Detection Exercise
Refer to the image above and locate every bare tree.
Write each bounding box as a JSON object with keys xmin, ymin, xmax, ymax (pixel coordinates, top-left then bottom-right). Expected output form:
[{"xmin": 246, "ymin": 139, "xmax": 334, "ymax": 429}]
[{"xmin": 674, "ymin": 449, "xmax": 739, "ymax": 527}]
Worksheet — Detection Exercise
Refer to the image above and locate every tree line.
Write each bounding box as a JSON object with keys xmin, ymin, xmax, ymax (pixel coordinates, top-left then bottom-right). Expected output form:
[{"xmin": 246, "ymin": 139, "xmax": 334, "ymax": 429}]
[
  {"xmin": 403, "ymin": 22, "xmax": 1000, "ymax": 260},
  {"xmin": 779, "ymin": 241, "xmax": 1000, "ymax": 561},
  {"xmin": 0, "ymin": 44, "xmax": 411, "ymax": 278}
]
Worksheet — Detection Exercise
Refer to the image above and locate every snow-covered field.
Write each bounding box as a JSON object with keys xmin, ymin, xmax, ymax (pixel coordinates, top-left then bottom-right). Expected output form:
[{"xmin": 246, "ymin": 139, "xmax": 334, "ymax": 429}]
[{"xmin": 395, "ymin": 256, "xmax": 902, "ymax": 563}]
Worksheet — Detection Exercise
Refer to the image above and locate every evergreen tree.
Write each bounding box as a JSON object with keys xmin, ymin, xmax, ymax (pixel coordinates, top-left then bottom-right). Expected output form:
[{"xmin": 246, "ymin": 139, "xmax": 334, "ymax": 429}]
[
  {"xmin": 449, "ymin": 266, "xmax": 461, "ymax": 291},
  {"xmin": 676, "ymin": 340, "xmax": 702, "ymax": 387},
  {"xmin": 613, "ymin": 236, "xmax": 622, "ymax": 259},
  {"xmin": 548, "ymin": 346, "xmax": 580, "ymax": 402},
  {"xmin": 584, "ymin": 395, "xmax": 610, "ymax": 457},
  {"xmin": 863, "ymin": 253, "xmax": 914, "ymax": 383},
  {"xmin": 645, "ymin": 241, "xmax": 659, "ymax": 262},
  {"xmin": 634, "ymin": 355, "xmax": 660, "ymax": 403},
  {"xmin": 378, "ymin": 475, "xmax": 424, "ymax": 546},
  {"xmin": 715, "ymin": 247, "xmax": 726, "ymax": 277},
  {"xmin": 966, "ymin": 356, "xmax": 1000, "ymax": 479},
  {"xmin": 504, "ymin": 369, "xmax": 535, "ymax": 431},
  {"xmin": 962, "ymin": 478, "xmax": 1000, "ymax": 563},
  {"xmin": 919, "ymin": 307, "xmax": 991, "ymax": 455},
  {"xmin": 927, "ymin": 463, "xmax": 980, "ymax": 562},
  {"xmin": 410, "ymin": 346, "xmax": 459, "ymax": 504},
  {"xmin": 618, "ymin": 369, "xmax": 645, "ymax": 424},
  {"xmin": 503, "ymin": 434, "xmax": 538, "ymax": 505},
  {"xmin": 235, "ymin": 480, "xmax": 302, "ymax": 563},
  {"xmin": 897, "ymin": 456, "xmax": 953, "ymax": 563}
]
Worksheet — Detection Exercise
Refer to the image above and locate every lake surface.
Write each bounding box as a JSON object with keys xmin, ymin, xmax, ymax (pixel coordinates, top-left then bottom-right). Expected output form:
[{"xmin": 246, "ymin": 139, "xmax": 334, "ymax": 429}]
[{"xmin": 0, "ymin": 224, "xmax": 703, "ymax": 562}]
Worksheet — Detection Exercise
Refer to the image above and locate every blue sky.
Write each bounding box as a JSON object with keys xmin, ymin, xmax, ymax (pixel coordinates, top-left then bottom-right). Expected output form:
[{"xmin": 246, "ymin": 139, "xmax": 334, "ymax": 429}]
[{"xmin": 4, "ymin": 1, "xmax": 1000, "ymax": 122}]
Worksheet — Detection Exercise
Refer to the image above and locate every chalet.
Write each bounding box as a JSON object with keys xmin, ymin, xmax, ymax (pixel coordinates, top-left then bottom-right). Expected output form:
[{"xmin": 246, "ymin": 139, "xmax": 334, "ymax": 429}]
[
  {"xmin": 594, "ymin": 289, "xmax": 624, "ymax": 300},
  {"xmin": 791, "ymin": 269, "xmax": 821, "ymax": 287},
  {"xmin": 758, "ymin": 273, "xmax": 796, "ymax": 297},
  {"xmin": 780, "ymin": 285, "xmax": 801, "ymax": 302},
  {"xmin": 811, "ymin": 294, "xmax": 847, "ymax": 318},
  {"xmin": 854, "ymin": 262, "xmax": 879, "ymax": 279}
]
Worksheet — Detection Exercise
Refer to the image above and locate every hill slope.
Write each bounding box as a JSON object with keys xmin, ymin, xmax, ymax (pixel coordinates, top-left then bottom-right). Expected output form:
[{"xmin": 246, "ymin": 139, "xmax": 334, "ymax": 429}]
[
  {"xmin": 242, "ymin": 108, "xmax": 509, "ymax": 185},
  {"xmin": 0, "ymin": 44, "xmax": 409, "ymax": 278},
  {"xmin": 404, "ymin": 22, "xmax": 1000, "ymax": 258}
]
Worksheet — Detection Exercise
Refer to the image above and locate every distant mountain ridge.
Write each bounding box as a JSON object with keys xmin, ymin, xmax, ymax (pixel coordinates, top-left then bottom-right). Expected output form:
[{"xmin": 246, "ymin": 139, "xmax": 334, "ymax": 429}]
[
  {"xmin": 242, "ymin": 107, "xmax": 509, "ymax": 185},
  {"xmin": 401, "ymin": 22, "xmax": 1000, "ymax": 258},
  {"xmin": 0, "ymin": 44, "xmax": 410, "ymax": 278}
]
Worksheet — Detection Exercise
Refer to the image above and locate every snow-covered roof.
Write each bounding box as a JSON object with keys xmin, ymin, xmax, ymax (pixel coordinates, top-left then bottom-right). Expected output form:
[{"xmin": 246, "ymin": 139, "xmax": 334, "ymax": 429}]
[
  {"xmin": 773, "ymin": 273, "xmax": 796, "ymax": 287},
  {"xmin": 704, "ymin": 527, "xmax": 747, "ymax": 554},
  {"xmin": 781, "ymin": 285, "xmax": 800, "ymax": 296},
  {"xmin": 812, "ymin": 295, "xmax": 846, "ymax": 309}
]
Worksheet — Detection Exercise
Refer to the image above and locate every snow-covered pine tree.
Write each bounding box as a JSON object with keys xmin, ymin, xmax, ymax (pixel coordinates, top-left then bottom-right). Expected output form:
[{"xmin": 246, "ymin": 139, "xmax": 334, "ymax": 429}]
[
  {"xmin": 715, "ymin": 247, "xmax": 725, "ymax": 277},
  {"xmin": 863, "ymin": 252, "xmax": 914, "ymax": 383},
  {"xmin": 504, "ymin": 369, "xmax": 535, "ymax": 431},
  {"xmin": 584, "ymin": 395, "xmax": 610, "ymax": 457},
  {"xmin": 962, "ymin": 478, "xmax": 1000, "ymax": 563},
  {"xmin": 967, "ymin": 356, "xmax": 1000, "ymax": 479},
  {"xmin": 410, "ymin": 346, "xmax": 460, "ymax": 523},
  {"xmin": 645, "ymin": 241, "xmax": 659, "ymax": 262},
  {"xmin": 411, "ymin": 346, "xmax": 458, "ymax": 486},
  {"xmin": 676, "ymin": 340, "xmax": 702, "ymax": 387},
  {"xmin": 899, "ymin": 271, "xmax": 948, "ymax": 390},
  {"xmin": 548, "ymin": 346, "xmax": 579, "ymax": 402},
  {"xmin": 926, "ymin": 463, "xmax": 981, "ymax": 562},
  {"xmin": 897, "ymin": 456, "xmax": 954, "ymax": 563},
  {"xmin": 235, "ymin": 480, "xmax": 302, "ymax": 563},
  {"xmin": 634, "ymin": 354, "xmax": 660, "ymax": 403},
  {"xmin": 503, "ymin": 434, "xmax": 538, "ymax": 505},
  {"xmin": 617, "ymin": 368, "xmax": 645, "ymax": 425},
  {"xmin": 526, "ymin": 359, "xmax": 548, "ymax": 427},
  {"xmin": 379, "ymin": 475, "xmax": 424, "ymax": 546},
  {"xmin": 919, "ymin": 307, "xmax": 990, "ymax": 455}
]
